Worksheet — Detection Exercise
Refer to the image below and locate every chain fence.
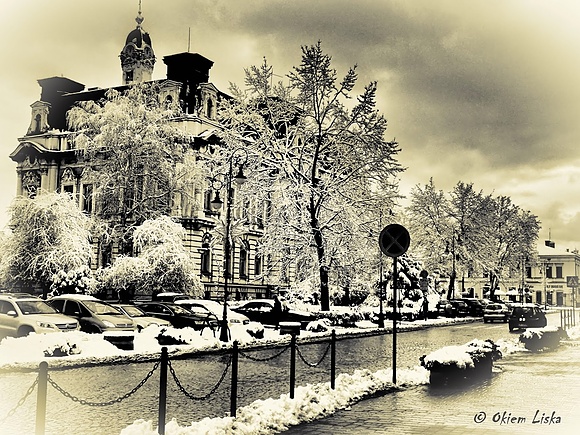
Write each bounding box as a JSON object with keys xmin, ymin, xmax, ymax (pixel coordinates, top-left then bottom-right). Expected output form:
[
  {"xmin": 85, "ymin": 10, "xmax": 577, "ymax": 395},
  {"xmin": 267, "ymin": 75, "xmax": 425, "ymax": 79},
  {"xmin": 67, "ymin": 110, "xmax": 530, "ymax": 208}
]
[
  {"xmin": 0, "ymin": 376, "xmax": 38, "ymax": 426},
  {"xmin": 168, "ymin": 354, "xmax": 232, "ymax": 401},
  {"xmin": 46, "ymin": 360, "xmax": 160, "ymax": 406},
  {"xmin": 2, "ymin": 330, "xmax": 338, "ymax": 434}
]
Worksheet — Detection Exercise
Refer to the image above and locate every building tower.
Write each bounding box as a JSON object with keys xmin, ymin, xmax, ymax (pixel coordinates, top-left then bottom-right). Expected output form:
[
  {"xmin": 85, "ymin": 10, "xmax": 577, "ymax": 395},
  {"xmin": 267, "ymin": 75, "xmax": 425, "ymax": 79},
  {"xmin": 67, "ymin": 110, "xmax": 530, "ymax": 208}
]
[{"xmin": 120, "ymin": 2, "xmax": 155, "ymax": 85}]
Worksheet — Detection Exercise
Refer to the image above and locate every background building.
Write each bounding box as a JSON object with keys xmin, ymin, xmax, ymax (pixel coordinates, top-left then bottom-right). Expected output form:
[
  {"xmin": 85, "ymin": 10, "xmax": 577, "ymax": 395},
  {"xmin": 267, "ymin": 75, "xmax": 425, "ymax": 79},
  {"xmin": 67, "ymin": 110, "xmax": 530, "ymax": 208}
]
[{"xmin": 8, "ymin": 9, "xmax": 289, "ymax": 300}]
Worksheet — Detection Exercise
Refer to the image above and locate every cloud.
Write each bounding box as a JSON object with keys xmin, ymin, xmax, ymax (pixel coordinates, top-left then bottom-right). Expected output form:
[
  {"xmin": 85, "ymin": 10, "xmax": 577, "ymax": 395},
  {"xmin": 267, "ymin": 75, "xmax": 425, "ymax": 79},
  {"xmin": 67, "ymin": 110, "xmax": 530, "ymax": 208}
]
[{"xmin": 1, "ymin": 0, "xmax": 579, "ymax": 248}]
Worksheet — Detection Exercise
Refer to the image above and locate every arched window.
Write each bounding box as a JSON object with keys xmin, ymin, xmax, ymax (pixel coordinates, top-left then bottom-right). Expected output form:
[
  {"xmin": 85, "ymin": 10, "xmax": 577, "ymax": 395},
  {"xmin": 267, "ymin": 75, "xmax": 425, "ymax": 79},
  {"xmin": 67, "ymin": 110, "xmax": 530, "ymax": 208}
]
[
  {"xmin": 239, "ymin": 241, "xmax": 249, "ymax": 279},
  {"xmin": 165, "ymin": 95, "xmax": 173, "ymax": 110},
  {"xmin": 207, "ymin": 98, "xmax": 213, "ymax": 119},
  {"xmin": 254, "ymin": 253, "xmax": 262, "ymax": 276},
  {"xmin": 200, "ymin": 234, "xmax": 212, "ymax": 276},
  {"xmin": 34, "ymin": 114, "xmax": 42, "ymax": 133}
]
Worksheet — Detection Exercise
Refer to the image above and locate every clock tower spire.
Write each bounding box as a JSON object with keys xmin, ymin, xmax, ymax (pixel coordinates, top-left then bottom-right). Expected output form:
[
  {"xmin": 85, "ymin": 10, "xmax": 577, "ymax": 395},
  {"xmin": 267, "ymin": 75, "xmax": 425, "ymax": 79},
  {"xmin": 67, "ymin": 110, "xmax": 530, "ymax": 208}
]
[{"xmin": 120, "ymin": 1, "xmax": 155, "ymax": 85}]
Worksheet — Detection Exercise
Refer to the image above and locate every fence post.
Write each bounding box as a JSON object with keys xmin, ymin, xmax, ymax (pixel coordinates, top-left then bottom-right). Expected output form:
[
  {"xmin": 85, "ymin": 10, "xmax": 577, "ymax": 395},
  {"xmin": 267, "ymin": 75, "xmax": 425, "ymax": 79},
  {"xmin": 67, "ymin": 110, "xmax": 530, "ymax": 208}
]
[
  {"xmin": 36, "ymin": 361, "xmax": 48, "ymax": 435},
  {"xmin": 330, "ymin": 330, "xmax": 336, "ymax": 390},
  {"xmin": 158, "ymin": 347, "xmax": 168, "ymax": 435},
  {"xmin": 290, "ymin": 334, "xmax": 296, "ymax": 399},
  {"xmin": 231, "ymin": 341, "xmax": 238, "ymax": 418}
]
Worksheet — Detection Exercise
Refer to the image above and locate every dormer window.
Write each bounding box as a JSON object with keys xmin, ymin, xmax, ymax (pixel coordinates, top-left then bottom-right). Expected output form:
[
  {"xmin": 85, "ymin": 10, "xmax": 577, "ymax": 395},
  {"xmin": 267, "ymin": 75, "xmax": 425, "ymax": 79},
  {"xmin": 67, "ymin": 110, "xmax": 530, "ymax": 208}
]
[
  {"xmin": 207, "ymin": 98, "xmax": 213, "ymax": 119},
  {"xmin": 34, "ymin": 114, "xmax": 41, "ymax": 133}
]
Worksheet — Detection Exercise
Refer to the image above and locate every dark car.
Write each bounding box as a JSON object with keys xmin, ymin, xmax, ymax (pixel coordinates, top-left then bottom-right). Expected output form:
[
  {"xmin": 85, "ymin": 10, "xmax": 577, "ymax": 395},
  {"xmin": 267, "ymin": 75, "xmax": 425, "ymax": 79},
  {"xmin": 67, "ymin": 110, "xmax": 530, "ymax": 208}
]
[
  {"xmin": 508, "ymin": 304, "xmax": 547, "ymax": 332},
  {"xmin": 136, "ymin": 301, "xmax": 218, "ymax": 332},
  {"xmin": 231, "ymin": 299, "xmax": 315, "ymax": 328},
  {"xmin": 47, "ymin": 294, "xmax": 135, "ymax": 350},
  {"xmin": 459, "ymin": 298, "xmax": 485, "ymax": 316},
  {"xmin": 436, "ymin": 299, "xmax": 469, "ymax": 318}
]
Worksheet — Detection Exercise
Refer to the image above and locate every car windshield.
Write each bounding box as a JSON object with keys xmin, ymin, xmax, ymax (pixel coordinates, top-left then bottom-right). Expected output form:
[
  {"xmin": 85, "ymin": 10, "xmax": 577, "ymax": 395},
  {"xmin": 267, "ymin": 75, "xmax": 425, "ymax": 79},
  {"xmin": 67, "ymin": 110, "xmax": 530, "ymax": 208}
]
[
  {"xmin": 16, "ymin": 300, "xmax": 58, "ymax": 315},
  {"xmin": 83, "ymin": 301, "xmax": 123, "ymax": 315},
  {"xmin": 171, "ymin": 305, "xmax": 194, "ymax": 315},
  {"xmin": 487, "ymin": 304, "xmax": 502, "ymax": 310},
  {"xmin": 119, "ymin": 305, "xmax": 145, "ymax": 317}
]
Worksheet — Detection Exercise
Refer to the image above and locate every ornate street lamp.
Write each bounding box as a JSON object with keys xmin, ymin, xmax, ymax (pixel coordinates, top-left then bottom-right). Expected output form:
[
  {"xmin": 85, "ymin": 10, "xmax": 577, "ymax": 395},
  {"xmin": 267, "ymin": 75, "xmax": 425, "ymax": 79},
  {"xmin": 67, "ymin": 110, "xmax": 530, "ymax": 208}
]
[{"xmin": 208, "ymin": 148, "xmax": 249, "ymax": 342}]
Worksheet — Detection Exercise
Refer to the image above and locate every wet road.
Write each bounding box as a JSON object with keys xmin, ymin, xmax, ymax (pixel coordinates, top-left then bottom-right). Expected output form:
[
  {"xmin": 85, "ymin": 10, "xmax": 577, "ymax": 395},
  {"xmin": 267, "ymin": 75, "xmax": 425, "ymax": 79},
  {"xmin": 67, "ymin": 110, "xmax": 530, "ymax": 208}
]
[{"xmin": 0, "ymin": 314, "xmax": 573, "ymax": 434}]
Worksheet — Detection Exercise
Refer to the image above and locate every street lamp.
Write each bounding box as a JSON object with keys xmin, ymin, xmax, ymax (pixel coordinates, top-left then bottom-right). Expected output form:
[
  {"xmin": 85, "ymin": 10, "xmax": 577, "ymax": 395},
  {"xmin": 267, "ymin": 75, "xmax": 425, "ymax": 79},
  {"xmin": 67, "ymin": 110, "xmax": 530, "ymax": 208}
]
[{"xmin": 208, "ymin": 148, "xmax": 249, "ymax": 342}]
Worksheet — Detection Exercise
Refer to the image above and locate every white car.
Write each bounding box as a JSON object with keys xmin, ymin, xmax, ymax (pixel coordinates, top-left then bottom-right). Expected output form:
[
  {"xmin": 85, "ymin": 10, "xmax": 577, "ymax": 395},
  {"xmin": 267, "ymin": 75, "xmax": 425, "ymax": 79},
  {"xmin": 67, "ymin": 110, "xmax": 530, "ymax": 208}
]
[
  {"xmin": 0, "ymin": 294, "xmax": 79, "ymax": 338},
  {"xmin": 175, "ymin": 299, "xmax": 250, "ymax": 327}
]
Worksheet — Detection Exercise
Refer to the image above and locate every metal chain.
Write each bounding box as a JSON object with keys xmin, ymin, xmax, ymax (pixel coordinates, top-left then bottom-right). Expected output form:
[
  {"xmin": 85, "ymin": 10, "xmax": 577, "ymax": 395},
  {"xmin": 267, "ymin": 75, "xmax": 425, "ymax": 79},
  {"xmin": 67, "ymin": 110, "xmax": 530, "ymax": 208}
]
[
  {"xmin": 296, "ymin": 342, "xmax": 332, "ymax": 368},
  {"xmin": 239, "ymin": 344, "xmax": 290, "ymax": 362},
  {"xmin": 168, "ymin": 355, "xmax": 232, "ymax": 401},
  {"xmin": 0, "ymin": 376, "xmax": 38, "ymax": 424},
  {"xmin": 47, "ymin": 360, "xmax": 160, "ymax": 407}
]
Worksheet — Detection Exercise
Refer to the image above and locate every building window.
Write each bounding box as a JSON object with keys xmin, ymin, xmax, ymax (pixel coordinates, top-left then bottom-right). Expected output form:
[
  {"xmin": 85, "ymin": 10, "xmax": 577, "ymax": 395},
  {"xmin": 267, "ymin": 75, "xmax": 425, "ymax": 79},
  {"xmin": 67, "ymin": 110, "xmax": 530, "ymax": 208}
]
[
  {"xmin": 239, "ymin": 241, "xmax": 249, "ymax": 279},
  {"xmin": 556, "ymin": 265, "xmax": 563, "ymax": 279},
  {"xmin": 34, "ymin": 114, "xmax": 41, "ymax": 133},
  {"xmin": 82, "ymin": 184, "xmax": 93, "ymax": 214},
  {"xmin": 254, "ymin": 254, "xmax": 262, "ymax": 276},
  {"xmin": 200, "ymin": 242, "xmax": 211, "ymax": 276},
  {"xmin": 526, "ymin": 266, "xmax": 532, "ymax": 279},
  {"xmin": 207, "ymin": 98, "xmax": 213, "ymax": 119},
  {"xmin": 546, "ymin": 266, "xmax": 553, "ymax": 279}
]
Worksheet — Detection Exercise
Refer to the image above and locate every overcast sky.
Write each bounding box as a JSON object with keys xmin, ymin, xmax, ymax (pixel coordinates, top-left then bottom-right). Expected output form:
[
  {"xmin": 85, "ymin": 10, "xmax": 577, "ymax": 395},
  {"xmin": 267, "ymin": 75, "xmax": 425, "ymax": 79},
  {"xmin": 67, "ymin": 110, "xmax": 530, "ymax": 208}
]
[{"xmin": 1, "ymin": 0, "xmax": 580, "ymax": 249}]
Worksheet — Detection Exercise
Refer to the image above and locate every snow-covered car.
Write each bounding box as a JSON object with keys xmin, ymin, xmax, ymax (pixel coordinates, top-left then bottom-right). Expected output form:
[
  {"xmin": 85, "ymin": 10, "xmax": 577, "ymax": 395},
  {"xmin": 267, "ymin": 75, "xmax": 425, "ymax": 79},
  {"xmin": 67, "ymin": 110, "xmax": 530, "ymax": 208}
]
[
  {"xmin": 231, "ymin": 299, "xmax": 315, "ymax": 328},
  {"xmin": 152, "ymin": 292, "xmax": 190, "ymax": 302},
  {"xmin": 47, "ymin": 294, "xmax": 136, "ymax": 350},
  {"xmin": 0, "ymin": 294, "xmax": 79, "ymax": 338},
  {"xmin": 483, "ymin": 303, "xmax": 510, "ymax": 323},
  {"xmin": 111, "ymin": 303, "xmax": 172, "ymax": 331},
  {"xmin": 175, "ymin": 299, "xmax": 251, "ymax": 327}
]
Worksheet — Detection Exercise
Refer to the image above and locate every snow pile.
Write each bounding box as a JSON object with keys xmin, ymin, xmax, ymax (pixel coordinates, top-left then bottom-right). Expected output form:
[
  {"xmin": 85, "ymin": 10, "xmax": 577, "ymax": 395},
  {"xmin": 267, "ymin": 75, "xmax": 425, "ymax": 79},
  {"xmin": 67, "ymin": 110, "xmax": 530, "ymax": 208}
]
[
  {"xmin": 420, "ymin": 339, "xmax": 501, "ymax": 370},
  {"xmin": 120, "ymin": 366, "xmax": 429, "ymax": 435}
]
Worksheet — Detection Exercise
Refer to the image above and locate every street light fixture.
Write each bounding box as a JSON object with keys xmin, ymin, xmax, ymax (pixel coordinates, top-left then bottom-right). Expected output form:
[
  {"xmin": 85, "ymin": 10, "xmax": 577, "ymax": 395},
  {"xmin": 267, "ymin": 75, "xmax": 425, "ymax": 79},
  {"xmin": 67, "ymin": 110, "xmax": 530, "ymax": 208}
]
[{"xmin": 208, "ymin": 148, "xmax": 249, "ymax": 342}]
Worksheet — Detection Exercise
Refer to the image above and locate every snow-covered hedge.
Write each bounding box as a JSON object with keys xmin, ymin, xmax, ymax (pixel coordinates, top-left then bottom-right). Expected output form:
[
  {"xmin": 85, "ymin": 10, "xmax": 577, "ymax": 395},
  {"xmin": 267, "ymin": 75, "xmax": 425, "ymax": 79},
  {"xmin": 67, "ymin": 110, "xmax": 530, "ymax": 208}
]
[
  {"xmin": 420, "ymin": 339, "xmax": 502, "ymax": 371},
  {"xmin": 519, "ymin": 326, "xmax": 568, "ymax": 351}
]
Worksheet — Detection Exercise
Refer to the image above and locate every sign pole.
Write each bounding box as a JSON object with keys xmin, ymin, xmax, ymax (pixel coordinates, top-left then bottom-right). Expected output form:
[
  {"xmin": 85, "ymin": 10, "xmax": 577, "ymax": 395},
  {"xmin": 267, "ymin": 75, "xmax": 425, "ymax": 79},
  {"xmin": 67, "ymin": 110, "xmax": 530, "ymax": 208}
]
[
  {"xmin": 378, "ymin": 223, "xmax": 410, "ymax": 386},
  {"xmin": 392, "ymin": 257, "xmax": 397, "ymax": 384}
]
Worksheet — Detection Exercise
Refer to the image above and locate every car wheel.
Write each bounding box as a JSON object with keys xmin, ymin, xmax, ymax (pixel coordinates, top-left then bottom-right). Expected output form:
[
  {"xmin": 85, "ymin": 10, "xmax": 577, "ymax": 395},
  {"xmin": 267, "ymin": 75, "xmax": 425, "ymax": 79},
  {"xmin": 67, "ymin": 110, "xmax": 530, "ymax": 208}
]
[{"xmin": 17, "ymin": 326, "xmax": 34, "ymax": 337}]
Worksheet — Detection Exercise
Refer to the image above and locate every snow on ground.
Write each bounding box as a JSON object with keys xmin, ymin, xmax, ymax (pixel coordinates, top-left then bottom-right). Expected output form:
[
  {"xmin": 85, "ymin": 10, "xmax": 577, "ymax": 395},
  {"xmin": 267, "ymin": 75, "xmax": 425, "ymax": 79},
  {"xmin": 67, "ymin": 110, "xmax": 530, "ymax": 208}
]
[{"xmin": 2, "ymin": 319, "xmax": 578, "ymax": 434}]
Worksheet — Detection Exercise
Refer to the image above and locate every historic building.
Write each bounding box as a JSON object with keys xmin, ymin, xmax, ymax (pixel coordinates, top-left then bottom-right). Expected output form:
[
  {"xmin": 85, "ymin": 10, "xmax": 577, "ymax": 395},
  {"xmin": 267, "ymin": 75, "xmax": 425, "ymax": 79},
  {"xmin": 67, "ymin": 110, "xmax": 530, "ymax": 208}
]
[{"xmin": 9, "ymin": 8, "xmax": 288, "ymax": 300}]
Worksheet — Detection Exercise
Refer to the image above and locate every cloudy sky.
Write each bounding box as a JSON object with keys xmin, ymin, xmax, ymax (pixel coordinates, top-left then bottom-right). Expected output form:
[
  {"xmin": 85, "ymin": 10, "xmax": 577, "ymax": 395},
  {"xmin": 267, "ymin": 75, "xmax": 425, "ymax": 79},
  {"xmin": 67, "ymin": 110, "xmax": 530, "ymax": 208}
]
[{"xmin": 1, "ymin": 0, "xmax": 580, "ymax": 248}]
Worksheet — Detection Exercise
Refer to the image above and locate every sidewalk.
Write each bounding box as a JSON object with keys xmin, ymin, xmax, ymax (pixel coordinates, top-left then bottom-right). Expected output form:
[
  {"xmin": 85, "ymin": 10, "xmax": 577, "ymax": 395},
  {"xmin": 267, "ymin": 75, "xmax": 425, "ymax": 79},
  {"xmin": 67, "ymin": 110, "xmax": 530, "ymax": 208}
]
[{"xmin": 281, "ymin": 331, "xmax": 580, "ymax": 434}]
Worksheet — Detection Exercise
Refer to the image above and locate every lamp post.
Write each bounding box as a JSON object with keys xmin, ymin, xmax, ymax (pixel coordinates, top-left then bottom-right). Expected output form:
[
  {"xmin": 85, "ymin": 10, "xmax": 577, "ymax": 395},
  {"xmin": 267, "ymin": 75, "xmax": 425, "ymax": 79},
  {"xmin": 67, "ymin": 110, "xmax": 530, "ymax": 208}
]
[{"xmin": 209, "ymin": 148, "xmax": 248, "ymax": 342}]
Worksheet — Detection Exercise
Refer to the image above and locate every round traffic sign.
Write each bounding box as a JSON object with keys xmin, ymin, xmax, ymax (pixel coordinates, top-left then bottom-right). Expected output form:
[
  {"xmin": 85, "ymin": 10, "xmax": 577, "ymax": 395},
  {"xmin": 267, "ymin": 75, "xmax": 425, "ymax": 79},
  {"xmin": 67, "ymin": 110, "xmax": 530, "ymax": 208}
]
[{"xmin": 379, "ymin": 224, "xmax": 410, "ymax": 258}]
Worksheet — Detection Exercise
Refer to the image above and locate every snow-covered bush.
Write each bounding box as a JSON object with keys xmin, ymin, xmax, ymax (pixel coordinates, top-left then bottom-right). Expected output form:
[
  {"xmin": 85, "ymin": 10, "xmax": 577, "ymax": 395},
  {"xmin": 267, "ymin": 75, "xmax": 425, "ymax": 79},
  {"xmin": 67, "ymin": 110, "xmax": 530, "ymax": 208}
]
[
  {"xmin": 306, "ymin": 318, "xmax": 333, "ymax": 333},
  {"xmin": 314, "ymin": 309, "xmax": 365, "ymax": 327},
  {"xmin": 519, "ymin": 326, "xmax": 567, "ymax": 351},
  {"xmin": 50, "ymin": 265, "xmax": 95, "ymax": 295},
  {"xmin": 420, "ymin": 339, "xmax": 502, "ymax": 371}
]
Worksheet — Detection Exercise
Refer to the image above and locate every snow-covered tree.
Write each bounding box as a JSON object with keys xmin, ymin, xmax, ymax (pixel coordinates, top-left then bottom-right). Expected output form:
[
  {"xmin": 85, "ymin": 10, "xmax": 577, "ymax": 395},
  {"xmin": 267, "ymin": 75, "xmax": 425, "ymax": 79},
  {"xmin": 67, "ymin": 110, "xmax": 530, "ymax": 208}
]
[
  {"xmin": 98, "ymin": 216, "xmax": 203, "ymax": 301},
  {"xmin": 220, "ymin": 42, "xmax": 403, "ymax": 310},
  {"xmin": 407, "ymin": 180, "xmax": 540, "ymax": 300},
  {"xmin": 0, "ymin": 192, "xmax": 92, "ymax": 298},
  {"xmin": 67, "ymin": 83, "xmax": 203, "ymax": 255}
]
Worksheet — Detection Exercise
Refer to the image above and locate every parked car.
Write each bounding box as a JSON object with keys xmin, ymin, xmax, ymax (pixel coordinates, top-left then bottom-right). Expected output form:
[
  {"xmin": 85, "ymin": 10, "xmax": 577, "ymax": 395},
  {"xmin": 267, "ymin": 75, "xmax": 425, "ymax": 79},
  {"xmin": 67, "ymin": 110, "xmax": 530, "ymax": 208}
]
[
  {"xmin": 152, "ymin": 292, "xmax": 190, "ymax": 302},
  {"xmin": 483, "ymin": 303, "xmax": 510, "ymax": 323},
  {"xmin": 47, "ymin": 294, "xmax": 135, "ymax": 350},
  {"xmin": 231, "ymin": 299, "xmax": 315, "ymax": 328},
  {"xmin": 111, "ymin": 304, "xmax": 172, "ymax": 331},
  {"xmin": 459, "ymin": 298, "xmax": 485, "ymax": 316},
  {"xmin": 508, "ymin": 304, "xmax": 547, "ymax": 332},
  {"xmin": 136, "ymin": 301, "xmax": 218, "ymax": 332},
  {"xmin": 175, "ymin": 299, "xmax": 250, "ymax": 327},
  {"xmin": 0, "ymin": 294, "xmax": 79, "ymax": 338},
  {"xmin": 436, "ymin": 299, "xmax": 469, "ymax": 318}
]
